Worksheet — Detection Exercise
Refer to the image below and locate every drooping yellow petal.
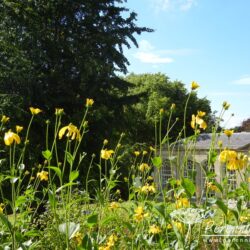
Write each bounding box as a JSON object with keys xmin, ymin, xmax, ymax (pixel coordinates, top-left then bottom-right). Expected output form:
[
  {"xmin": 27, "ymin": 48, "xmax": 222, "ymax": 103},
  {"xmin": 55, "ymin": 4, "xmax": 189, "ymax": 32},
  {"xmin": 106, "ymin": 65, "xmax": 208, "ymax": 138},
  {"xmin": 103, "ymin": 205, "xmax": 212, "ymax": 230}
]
[
  {"xmin": 58, "ymin": 126, "xmax": 68, "ymax": 139},
  {"xmin": 4, "ymin": 130, "xmax": 21, "ymax": 146}
]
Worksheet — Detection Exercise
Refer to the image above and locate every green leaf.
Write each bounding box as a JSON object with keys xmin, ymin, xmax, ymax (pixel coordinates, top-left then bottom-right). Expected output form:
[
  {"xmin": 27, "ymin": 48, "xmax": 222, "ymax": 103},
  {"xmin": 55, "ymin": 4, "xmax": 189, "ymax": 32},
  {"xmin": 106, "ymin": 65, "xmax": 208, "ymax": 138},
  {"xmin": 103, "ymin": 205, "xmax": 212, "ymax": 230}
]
[
  {"xmin": 87, "ymin": 214, "xmax": 98, "ymax": 227},
  {"xmin": 0, "ymin": 214, "xmax": 12, "ymax": 232},
  {"xmin": 181, "ymin": 178, "xmax": 195, "ymax": 197},
  {"xmin": 15, "ymin": 195, "xmax": 26, "ymax": 207},
  {"xmin": 69, "ymin": 170, "xmax": 79, "ymax": 182},
  {"xmin": 56, "ymin": 182, "xmax": 77, "ymax": 193},
  {"xmin": 151, "ymin": 156, "xmax": 162, "ymax": 169},
  {"xmin": 81, "ymin": 234, "xmax": 92, "ymax": 250},
  {"xmin": 42, "ymin": 150, "xmax": 52, "ymax": 161},
  {"xmin": 216, "ymin": 199, "xmax": 228, "ymax": 215},
  {"xmin": 47, "ymin": 166, "xmax": 62, "ymax": 179},
  {"xmin": 66, "ymin": 152, "xmax": 74, "ymax": 166}
]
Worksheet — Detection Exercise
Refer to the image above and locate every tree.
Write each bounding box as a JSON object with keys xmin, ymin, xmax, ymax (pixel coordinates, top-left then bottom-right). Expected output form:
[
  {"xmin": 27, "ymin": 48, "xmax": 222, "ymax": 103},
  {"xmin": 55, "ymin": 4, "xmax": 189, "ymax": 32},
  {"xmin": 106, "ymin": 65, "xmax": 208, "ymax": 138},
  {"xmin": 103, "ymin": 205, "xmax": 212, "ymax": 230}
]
[
  {"xmin": 0, "ymin": 0, "xmax": 152, "ymax": 151},
  {"xmin": 234, "ymin": 118, "xmax": 250, "ymax": 132},
  {"xmin": 124, "ymin": 73, "xmax": 213, "ymax": 143}
]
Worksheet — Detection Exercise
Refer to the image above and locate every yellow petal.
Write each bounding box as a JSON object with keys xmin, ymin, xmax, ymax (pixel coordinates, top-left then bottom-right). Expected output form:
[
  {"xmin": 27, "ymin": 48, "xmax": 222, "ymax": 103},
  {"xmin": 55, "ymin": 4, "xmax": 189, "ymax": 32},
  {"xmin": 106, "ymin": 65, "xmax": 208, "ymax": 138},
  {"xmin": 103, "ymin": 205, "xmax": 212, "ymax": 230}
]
[{"xmin": 58, "ymin": 126, "xmax": 68, "ymax": 139}]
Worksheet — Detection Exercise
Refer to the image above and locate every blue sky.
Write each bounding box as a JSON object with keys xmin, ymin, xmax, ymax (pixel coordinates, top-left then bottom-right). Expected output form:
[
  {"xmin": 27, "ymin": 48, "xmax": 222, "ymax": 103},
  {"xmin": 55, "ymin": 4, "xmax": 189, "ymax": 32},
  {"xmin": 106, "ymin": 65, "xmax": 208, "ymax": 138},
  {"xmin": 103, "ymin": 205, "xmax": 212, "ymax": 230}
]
[{"xmin": 123, "ymin": 0, "xmax": 250, "ymax": 128}]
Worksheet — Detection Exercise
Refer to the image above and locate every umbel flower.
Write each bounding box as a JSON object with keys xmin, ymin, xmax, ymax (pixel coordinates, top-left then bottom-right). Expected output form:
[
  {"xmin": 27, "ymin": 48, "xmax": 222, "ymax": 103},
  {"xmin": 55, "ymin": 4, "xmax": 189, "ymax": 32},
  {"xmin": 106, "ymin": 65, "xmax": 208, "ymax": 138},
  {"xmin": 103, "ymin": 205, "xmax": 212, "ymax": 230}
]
[
  {"xmin": 58, "ymin": 123, "xmax": 81, "ymax": 141},
  {"xmin": 219, "ymin": 149, "xmax": 248, "ymax": 170},
  {"xmin": 4, "ymin": 130, "xmax": 21, "ymax": 146},
  {"xmin": 170, "ymin": 208, "xmax": 210, "ymax": 225}
]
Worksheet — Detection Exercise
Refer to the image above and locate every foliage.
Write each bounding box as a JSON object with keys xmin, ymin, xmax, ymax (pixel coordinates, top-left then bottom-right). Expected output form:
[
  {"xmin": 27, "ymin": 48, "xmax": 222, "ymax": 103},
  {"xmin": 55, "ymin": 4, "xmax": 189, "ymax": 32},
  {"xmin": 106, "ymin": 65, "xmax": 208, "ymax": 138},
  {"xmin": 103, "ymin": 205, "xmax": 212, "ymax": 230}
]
[
  {"xmin": 0, "ymin": 0, "xmax": 153, "ymax": 153},
  {"xmin": 0, "ymin": 93, "xmax": 248, "ymax": 249},
  {"xmin": 124, "ymin": 73, "xmax": 213, "ymax": 143}
]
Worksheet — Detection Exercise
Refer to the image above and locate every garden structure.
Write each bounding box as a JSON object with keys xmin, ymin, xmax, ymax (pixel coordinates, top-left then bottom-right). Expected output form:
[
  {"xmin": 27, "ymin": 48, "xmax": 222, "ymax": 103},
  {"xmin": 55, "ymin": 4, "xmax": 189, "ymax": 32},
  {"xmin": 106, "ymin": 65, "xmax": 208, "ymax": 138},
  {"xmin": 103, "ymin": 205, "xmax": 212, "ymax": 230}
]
[{"xmin": 158, "ymin": 132, "xmax": 250, "ymax": 200}]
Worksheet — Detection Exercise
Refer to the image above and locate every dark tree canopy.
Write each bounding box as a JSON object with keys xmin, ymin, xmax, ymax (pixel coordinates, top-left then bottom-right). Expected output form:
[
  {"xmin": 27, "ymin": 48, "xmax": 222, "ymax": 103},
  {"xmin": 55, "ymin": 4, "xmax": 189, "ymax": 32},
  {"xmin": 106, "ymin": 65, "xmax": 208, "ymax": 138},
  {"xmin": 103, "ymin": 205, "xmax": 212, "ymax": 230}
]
[{"xmin": 0, "ymin": 0, "xmax": 152, "ymax": 114}]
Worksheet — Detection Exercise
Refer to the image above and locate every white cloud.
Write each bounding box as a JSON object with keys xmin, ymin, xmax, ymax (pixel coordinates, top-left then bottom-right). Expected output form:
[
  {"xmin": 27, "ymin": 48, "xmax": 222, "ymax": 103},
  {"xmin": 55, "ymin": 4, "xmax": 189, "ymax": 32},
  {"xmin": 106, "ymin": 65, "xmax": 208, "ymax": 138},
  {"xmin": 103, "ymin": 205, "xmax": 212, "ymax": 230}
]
[
  {"xmin": 233, "ymin": 76, "xmax": 250, "ymax": 85},
  {"xmin": 138, "ymin": 40, "xmax": 155, "ymax": 51},
  {"xmin": 134, "ymin": 52, "xmax": 173, "ymax": 64},
  {"xmin": 152, "ymin": 0, "xmax": 197, "ymax": 12},
  {"xmin": 180, "ymin": 0, "xmax": 196, "ymax": 11},
  {"xmin": 134, "ymin": 40, "xmax": 195, "ymax": 64}
]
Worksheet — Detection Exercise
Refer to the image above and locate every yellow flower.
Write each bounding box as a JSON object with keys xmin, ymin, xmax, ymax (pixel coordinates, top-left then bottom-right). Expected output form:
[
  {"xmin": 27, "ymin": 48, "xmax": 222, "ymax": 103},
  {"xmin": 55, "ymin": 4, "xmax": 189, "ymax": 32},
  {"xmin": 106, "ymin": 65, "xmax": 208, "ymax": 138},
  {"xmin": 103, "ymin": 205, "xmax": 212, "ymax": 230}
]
[
  {"xmin": 58, "ymin": 123, "xmax": 81, "ymax": 140},
  {"xmin": 1, "ymin": 115, "xmax": 10, "ymax": 124},
  {"xmin": 30, "ymin": 107, "xmax": 42, "ymax": 115},
  {"xmin": 147, "ymin": 176, "xmax": 154, "ymax": 181},
  {"xmin": 171, "ymin": 103, "xmax": 176, "ymax": 110},
  {"xmin": 86, "ymin": 98, "xmax": 94, "ymax": 107},
  {"xmin": 149, "ymin": 146, "xmax": 155, "ymax": 152},
  {"xmin": 176, "ymin": 197, "xmax": 190, "ymax": 209},
  {"xmin": 191, "ymin": 114, "xmax": 196, "ymax": 129},
  {"xmin": 197, "ymin": 111, "xmax": 206, "ymax": 117},
  {"xmin": 134, "ymin": 206, "xmax": 149, "ymax": 222},
  {"xmin": 16, "ymin": 125, "xmax": 23, "ymax": 133},
  {"xmin": 134, "ymin": 151, "xmax": 140, "ymax": 157},
  {"xmin": 224, "ymin": 129, "xmax": 234, "ymax": 138},
  {"xmin": 173, "ymin": 221, "xmax": 184, "ymax": 233},
  {"xmin": 101, "ymin": 149, "xmax": 114, "ymax": 160},
  {"xmin": 55, "ymin": 108, "xmax": 64, "ymax": 116},
  {"xmin": 219, "ymin": 150, "xmax": 248, "ymax": 170},
  {"xmin": 103, "ymin": 139, "xmax": 109, "ymax": 145},
  {"xmin": 71, "ymin": 231, "xmax": 83, "ymax": 246},
  {"xmin": 191, "ymin": 81, "xmax": 200, "ymax": 90},
  {"xmin": 0, "ymin": 203, "xmax": 4, "ymax": 214},
  {"xmin": 223, "ymin": 101, "xmax": 230, "ymax": 110},
  {"xmin": 37, "ymin": 171, "xmax": 49, "ymax": 181},
  {"xmin": 139, "ymin": 163, "xmax": 150, "ymax": 172},
  {"xmin": 141, "ymin": 184, "xmax": 156, "ymax": 194},
  {"xmin": 142, "ymin": 150, "xmax": 148, "ymax": 155},
  {"xmin": 218, "ymin": 140, "xmax": 223, "ymax": 147},
  {"xmin": 109, "ymin": 202, "xmax": 119, "ymax": 210},
  {"xmin": 191, "ymin": 114, "xmax": 207, "ymax": 130},
  {"xmin": 4, "ymin": 130, "xmax": 21, "ymax": 146},
  {"xmin": 160, "ymin": 108, "xmax": 164, "ymax": 114},
  {"xmin": 207, "ymin": 182, "xmax": 219, "ymax": 192},
  {"xmin": 149, "ymin": 224, "xmax": 161, "ymax": 234}
]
